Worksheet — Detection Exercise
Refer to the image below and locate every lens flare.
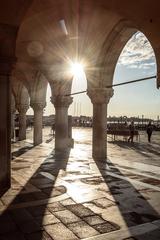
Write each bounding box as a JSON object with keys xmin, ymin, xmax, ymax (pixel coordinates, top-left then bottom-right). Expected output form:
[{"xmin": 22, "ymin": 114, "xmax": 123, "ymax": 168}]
[{"xmin": 70, "ymin": 62, "xmax": 84, "ymax": 77}]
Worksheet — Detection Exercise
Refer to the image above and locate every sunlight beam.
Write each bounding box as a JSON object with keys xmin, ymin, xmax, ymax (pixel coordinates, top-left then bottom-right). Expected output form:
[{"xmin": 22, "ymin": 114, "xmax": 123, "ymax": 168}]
[{"xmin": 70, "ymin": 62, "xmax": 84, "ymax": 78}]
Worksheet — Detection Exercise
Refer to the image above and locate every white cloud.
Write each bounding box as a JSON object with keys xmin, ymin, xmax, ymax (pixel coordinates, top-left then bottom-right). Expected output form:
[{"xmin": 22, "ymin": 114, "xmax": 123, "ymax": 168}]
[{"xmin": 118, "ymin": 32, "xmax": 156, "ymax": 70}]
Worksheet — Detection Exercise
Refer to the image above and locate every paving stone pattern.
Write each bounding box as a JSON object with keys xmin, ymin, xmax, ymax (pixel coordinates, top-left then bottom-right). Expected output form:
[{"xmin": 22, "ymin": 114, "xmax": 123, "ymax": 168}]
[{"xmin": 0, "ymin": 128, "xmax": 159, "ymax": 239}]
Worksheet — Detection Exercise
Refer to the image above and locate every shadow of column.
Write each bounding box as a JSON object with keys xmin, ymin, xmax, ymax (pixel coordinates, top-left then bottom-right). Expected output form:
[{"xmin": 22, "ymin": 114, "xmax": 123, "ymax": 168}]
[
  {"xmin": 0, "ymin": 148, "xmax": 71, "ymax": 240},
  {"xmin": 93, "ymin": 157, "xmax": 160, "ymax": 239}
]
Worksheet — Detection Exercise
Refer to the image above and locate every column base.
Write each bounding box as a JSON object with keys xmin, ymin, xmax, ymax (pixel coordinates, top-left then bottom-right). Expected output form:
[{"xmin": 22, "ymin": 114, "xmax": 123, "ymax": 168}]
[
  {"xmin": 68, "ymin": 138, "xmax": 74, "ymax": 148},
  {"xmin": 92, "ymin": 155, "xmax": 107, "ymax": 161},
  {"xmin": 0, "ymin": 179, "xmax": 11, "ymax": 197}
]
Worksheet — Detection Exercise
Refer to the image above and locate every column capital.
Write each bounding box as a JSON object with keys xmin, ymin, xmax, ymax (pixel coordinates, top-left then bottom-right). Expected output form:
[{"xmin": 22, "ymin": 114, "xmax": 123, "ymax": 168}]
[
  {"xmin": 16, "ymin": 104, "xmax": 29, "ymax": 114},
  {"xmin": 87, "ymin": 88, "xmax": 114, "ymax": 104},
  {"xmin": 30, "ymin": 102, "xmax": 46, "ymax": 111},
  {"xmin": 51, "ymin": 95, "xmax": 73, "ymax": 108}
]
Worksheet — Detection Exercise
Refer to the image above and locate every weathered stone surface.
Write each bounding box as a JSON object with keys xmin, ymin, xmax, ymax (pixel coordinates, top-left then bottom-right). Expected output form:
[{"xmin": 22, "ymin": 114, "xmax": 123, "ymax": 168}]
[
  {"xmin": 0, "ymin": 213, "xmax": 17, "ymax": 234},
  {"xmin": 83, "ymin": 215, "xmax": 106, "ymax": 225},
  {"xmin": 32, "ymin": 191, "xmax": 48, "ymax": 200},
  {"xmin": 68, "ymin": 221, "xmax": 99, "ymax": 238},
  {"xmin": 26, "ymin": 231, "xmax": 53, "ymax": 240},
  {"xmin": 35, "ymin": 214, "xmax": 60, "ymax": 226},
  {"xmin": 66, "ymin": 204, "xmax": 95, "ymax": 217},
  {"xmin": 135, "ymin": 228, "xmax": 160, "ymax": 240},
  {"xmin": 47, "ymin": 202, "xmax": 65, "ymax": 213},
  {"xmin": 0, "ymin": 231, "xmax": 26, "ymax": 240},
  {"xmin": 60, "ymin": 198, "xmax": 76, "ymax": 206},
  {"xmin": 9, "ymin": 208, "xmax": 33, "ymax": 223},
  {"xmin": 94, "ymin": 221, "xmax": 120, "ymax": 233},
  {"xmin": 18, "ymin": 220, "xmax": 41, "ymax": 234},
  {"xmin": 123, "ymin": 238, "xmax": 137, "ymax": 240},
  {"xmin": 45, "ymin": 223, "xmax": 78, "ymax": 240},
  {"xmin": 54, "ymin": 209, "xmax": 81, "ymax": 224},
  {"xmin": 3, "ymin": 128, "xmax": 159, "ymax": 240},
  {"xmin": 26, "ymin": 205, "xmax": 51, "ymax": 217},
  {"xmin": 92, "ymin": 197, "xmax": 115, "ymax": 209}
]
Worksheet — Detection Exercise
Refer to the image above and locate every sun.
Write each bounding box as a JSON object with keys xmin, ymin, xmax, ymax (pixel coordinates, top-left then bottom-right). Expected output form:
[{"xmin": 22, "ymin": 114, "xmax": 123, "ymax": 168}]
[{"xmin": 70, "ymin": 62, "xmax": 84, "ymax": 77}]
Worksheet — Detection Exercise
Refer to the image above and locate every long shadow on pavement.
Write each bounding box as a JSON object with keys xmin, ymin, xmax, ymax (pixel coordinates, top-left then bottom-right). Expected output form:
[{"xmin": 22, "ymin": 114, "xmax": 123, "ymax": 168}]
[
  {"xmin": 108, "ymin": 140, "xmax": 160, "ymax": 159},
  {"xmin": 0, "ymin": 148, "xmax": 71, "ymax": 240},
  {"xmin": 94, "ymin": 158, "xmax": 160, "ymax": 239}
]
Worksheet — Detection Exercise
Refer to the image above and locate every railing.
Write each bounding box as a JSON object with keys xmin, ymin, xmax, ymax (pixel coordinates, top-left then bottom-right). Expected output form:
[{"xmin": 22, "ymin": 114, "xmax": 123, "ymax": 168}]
[{"xmin": 107, "ymin": 129, "xmax": 140, "ymax": 141}]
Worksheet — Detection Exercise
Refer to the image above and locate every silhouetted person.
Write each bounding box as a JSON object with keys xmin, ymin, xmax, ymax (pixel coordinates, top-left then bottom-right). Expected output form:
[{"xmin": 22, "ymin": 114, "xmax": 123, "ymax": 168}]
[
  {"xmin": 51, "ymin": 123, "xmax": 55, "ymax": 136},
  {"xmin": 146, "ymin": 121, "xmax": 153, "ymax": 142},
  {"xmin": 128, "ymin": 121, "xmax": 135, "ymax": 143}
]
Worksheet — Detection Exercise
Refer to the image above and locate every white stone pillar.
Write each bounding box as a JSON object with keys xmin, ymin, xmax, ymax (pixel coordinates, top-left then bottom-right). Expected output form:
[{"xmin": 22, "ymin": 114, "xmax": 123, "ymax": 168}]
[
  {"xmin": 68, "ymin": 115, "xmax": 74, "ymax": 148},
  {"xmin": 16, "ymin": 104, "xmax": 29, "ymax": 141},
  {"xmin": 31, "ymin": 102, "xmax": 45, "ymax": 146},
  {"xmin": 87, "ymin": 88, "xmax": 113, "ymax": 160},
  {"xmin": 51, "ymin": 96, "xmax": 73, "ymax": 153}
]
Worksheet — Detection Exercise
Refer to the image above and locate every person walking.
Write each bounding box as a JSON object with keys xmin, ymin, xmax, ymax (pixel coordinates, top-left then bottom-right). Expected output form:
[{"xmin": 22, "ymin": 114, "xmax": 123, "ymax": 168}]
[
  {"xmin": 146, "ymin": 121, "xmax": 153, "ymax": 142},
  {"xmin": 128, "ymin": 121, "xmax": 135, "ymax": 143}
]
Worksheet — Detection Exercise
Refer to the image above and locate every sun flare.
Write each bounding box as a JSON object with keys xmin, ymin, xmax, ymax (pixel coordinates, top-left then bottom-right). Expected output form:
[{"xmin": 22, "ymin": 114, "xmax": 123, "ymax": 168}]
[{"xmin": 70, "ymin": 62, "xmax": 84, "ymax": 77}]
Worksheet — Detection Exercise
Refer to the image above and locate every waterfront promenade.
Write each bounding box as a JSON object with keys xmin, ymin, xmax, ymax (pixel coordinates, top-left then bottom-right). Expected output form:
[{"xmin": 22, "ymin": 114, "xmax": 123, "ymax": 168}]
[{"xmin": 0, "ymin": 128, "xmax": 160, "ymax": 240}]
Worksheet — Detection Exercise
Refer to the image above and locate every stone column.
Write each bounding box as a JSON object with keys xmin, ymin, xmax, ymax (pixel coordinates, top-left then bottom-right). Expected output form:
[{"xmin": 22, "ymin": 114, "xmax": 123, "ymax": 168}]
[
  {"xmin": 31, "ymin": 102, "xmax": 45, "ymax": 146},
  {"xmin": 0, "ymin": 63, "xmax": 12, "ymax": 195},
  {"xmin": 68, "ymin": 115, "xmax": 74, "ymax": 148},
  {"xmin": 87, "ymin": 88, "xmax": 113, "ymax": 160},
  {"xmin": 16, "ymin": 104, "xmax": 29, "ymax": 141},
  {"xmin": 68, "ymin": 115, "xmax": 72, "ymax": 139},
  {"xmin": 51, "ymin": 96, "xmax": 73, "ymax": 154},
  {"xmin": 11, "ymin": 101, "xmax": 15, "ymax": 139},
  {"xmin": 0, "ymin": 23, "xmax": 17, "ymax": 196}
]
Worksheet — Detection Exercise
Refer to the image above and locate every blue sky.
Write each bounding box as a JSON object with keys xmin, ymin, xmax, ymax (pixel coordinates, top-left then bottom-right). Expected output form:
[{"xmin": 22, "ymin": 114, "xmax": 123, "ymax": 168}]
[
  {"xmin": 108, "ymin": 32, "xmax": 159, "ymax": 119},
  {"xmin": 27, "ymin": 32, "xmax": 160, "ymax": 119}
]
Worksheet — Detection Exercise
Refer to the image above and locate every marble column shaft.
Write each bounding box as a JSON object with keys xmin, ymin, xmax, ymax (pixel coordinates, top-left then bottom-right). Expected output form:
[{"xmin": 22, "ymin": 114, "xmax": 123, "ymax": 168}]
[
  {"xmin": 11, "ymin": 105, "xmax": 15, "ymax": 139},
  {"xmin": 52, "ymin": 96, "xmax": 73, "ymax": 152},
  {"xmin": 31, "ymin": 102, "xmax": 45, "ymax": 146},
  {"xmin": 87, "ymin": 88, "xmax": 113, "ymax": 160},
  {"xmin": 16, "ymin": 104, "xmax": 29, "ymax": 140},
  {"xmin": 0, "ymin": 23, "xmax": 17, "ymax": 195}
]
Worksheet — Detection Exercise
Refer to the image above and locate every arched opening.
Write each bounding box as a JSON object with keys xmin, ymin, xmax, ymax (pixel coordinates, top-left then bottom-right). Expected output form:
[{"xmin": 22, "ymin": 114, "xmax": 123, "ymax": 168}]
[
  {"xmin": 91, "ymin": 28, "xmax": 160, "ymax": 239},
  {"xmin": 69, "ymin": 64, "xmax": 92, "ymax": 116},
  {"xmin": 1, "ymin": 2, "xmax": 160, "ymax": 239},
  {"xmin": 26, "ymin": 88, "xmax": 50, "ymax": 143},
  {"xmin": 108, "ymin": 31, "xmax": 159, "ymax": 141},
  {"xmin": 68, "ymin": 62, "xmax": 93, "ymax": 146}
]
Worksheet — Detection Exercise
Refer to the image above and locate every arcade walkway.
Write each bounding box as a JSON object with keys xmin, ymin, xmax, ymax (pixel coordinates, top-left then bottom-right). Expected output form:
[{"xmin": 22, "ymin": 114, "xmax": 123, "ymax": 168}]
[{"xmin": 0, "ymin": 128, "xmax": 160, "ymax": 240}]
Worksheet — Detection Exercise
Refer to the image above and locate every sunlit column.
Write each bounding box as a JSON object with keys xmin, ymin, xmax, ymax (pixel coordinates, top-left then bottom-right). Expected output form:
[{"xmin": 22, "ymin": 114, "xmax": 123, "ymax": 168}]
[
  {"xmin": 87, "ymin": 88, "xmax": 113, "ymax": 160},
  {"xmin": 16, "ymin": 104, "xmax": 29, "ymax": 141},
  {"xmin": 68, "ymin": 115, "xmax": 74, "ymax": 148},
  {"xmin": 51, "ymin": 96, "xmax": 73, "ymax": 154},
  {"xmin": 31, "ymin": 102, "xmax": 45, "ymax": 146}
]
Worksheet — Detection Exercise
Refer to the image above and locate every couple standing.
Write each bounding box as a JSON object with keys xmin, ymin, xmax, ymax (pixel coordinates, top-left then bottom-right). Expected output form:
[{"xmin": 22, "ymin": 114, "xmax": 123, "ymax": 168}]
[{"xmin": 128, "ymin": 121, "xmax": 153, "ymax": 143}]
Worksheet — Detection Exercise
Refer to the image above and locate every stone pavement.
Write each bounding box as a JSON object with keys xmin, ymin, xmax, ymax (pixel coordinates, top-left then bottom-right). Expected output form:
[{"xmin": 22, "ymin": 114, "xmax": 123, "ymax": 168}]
[{"xmin": 0, "ymin": 128, "xmax": 160, "ymax": 240}]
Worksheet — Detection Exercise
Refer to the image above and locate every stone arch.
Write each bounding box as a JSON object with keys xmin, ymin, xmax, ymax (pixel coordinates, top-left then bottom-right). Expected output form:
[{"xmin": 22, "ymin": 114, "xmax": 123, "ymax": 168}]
[
  {"xmin": 92, "ymin": 19, "xmax": 157, "ymax": 90},
  {"xmin": 41, "ymin": 63, "xmax": 73, "ymax": 99},
  {"xmin": 154, "ymin": 49, "xmax": 160, "ymax": 88},
  {"xmin": 30, "ymin": 70, "xmax": 48, "ymax": 104},
  {"xmin": 11, "ymin": 68, "xmax": 31, "ymax": 94},
  {"xmin": 28, "ymin": 70, "xmax": 48, "ymax": 145},
  {"xmin": 11, "ymin": 77, "xmax": 30, "ymax": 140},
  {"xmin": 11, "ymin": 77, "xmax": 30, "ymax": 107},
  {"xmin": 88, "ymin": 20, "xmax": 137, "ymax": 89}
]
